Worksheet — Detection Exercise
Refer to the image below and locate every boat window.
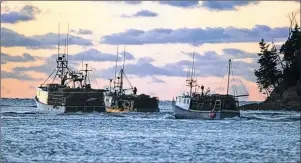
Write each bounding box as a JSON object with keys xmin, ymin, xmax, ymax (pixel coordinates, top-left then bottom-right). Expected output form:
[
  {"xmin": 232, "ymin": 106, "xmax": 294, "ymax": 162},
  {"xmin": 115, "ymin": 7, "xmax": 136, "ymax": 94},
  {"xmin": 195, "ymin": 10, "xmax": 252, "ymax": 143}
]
[
  {"xmin": 184, "ymin": 99, "xmax": 186, "ymax": 104},
  {"xmin": 187, "ymin": 99, "xmax": 190, "ymax": 104}
]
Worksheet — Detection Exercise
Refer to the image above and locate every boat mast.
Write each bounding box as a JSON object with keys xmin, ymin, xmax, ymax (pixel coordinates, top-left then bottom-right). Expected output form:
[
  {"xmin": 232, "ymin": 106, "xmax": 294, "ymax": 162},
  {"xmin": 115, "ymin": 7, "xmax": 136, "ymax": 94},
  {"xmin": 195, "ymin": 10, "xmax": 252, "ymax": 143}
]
[
  {"xmin": 122, "ymin": 45, "xmax": 126, "ymax": 71},
  {"xmin": 108, "ymin": 78, "xmax": 113, "ymax": 92},
  {"xmin": 119, "ymin": 45, "xmax": 126, "ymax": 94},
  {"xmin": 58, "ymin": 23, "xmax": 60, "ymax": 60},
  {"xmin": 189, "ymin": 40, "xmax": 196, "ymax": 96},
  {"xmin": 226, "ymin": 59, "xmax": 231, "ymax": 95},
  {"xmin": 81, "ymin": 63, "xmax": 92, "ymax": 87},
  {"xmin": 119, "ymin": 69, "xmax": 124, "ymax": 94},
  {"xmin": 114, "ymin": 45, "xmax": 119, "ymax": 89},
  {"xmin": 67, "ymin": 23, "xmax": 69, "ymax": 66}
]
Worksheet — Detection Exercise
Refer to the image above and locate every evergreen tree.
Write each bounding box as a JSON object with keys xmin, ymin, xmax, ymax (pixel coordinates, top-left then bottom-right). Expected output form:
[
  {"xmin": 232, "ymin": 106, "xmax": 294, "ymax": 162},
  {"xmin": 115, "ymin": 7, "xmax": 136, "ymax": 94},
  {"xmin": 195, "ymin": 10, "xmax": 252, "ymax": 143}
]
[
  {"xmin": 255, "ymin": 12, "xmax": 301, "ymax": 98},
  {"xmin": 254, "ymin": 39, "xmax": 282, "ymax": 94},
  {"xmin": 279, "ymin": 24, "xmax": 301, "ymax": 86}
]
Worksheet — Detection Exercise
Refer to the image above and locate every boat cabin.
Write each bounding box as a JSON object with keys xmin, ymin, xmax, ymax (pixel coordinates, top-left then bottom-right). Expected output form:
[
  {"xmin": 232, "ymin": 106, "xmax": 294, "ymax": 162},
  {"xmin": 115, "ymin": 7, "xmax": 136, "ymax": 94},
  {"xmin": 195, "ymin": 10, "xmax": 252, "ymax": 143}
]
[
  {"xmin": 174, "ymin": 95, "xmax": 191, "ymax": 110},
  {"xmin": 174, "ymin": 94, "xmax": 239, "ymax": 112},
  {"xmin": 39, "ymin": 84, "xmax": 61, "ymax": 92}
]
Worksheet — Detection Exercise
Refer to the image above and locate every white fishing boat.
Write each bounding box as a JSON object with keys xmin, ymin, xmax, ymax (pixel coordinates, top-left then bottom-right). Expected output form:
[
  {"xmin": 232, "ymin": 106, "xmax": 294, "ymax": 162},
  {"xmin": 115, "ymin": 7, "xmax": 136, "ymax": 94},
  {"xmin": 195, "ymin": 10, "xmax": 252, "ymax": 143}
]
[{"xmin": 172, "ymin": 46, "xmax": 248, "ymax": 119}]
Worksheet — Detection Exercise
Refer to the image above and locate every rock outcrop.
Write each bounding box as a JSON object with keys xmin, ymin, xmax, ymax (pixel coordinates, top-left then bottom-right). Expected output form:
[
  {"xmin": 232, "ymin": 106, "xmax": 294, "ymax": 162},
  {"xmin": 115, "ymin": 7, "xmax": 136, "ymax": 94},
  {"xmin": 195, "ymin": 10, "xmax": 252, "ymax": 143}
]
[{"xmin": 240, "ymin": 79, "xmax": 301, "ymax": 111}]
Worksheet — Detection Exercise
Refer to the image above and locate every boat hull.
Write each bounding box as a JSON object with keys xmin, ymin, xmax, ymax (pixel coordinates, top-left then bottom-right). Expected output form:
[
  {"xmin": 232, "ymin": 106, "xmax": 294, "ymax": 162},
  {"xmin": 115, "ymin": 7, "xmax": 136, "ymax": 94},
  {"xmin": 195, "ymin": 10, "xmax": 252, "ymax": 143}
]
[
  {"xmin": 172, "ymin": 103, "xmax": 239, "ymax": 120},
  {"xmin": 34, "ymin": 96, "xmax": 65, "ymax": 114},
  {"xmin": 106, "ymin": 107, "xmax": 129, "ymax": 113},
  {"xmin": 105, "ymin": 106, "xmax": 159, "ymax": 113},
  {"xmin": 104, "ymin": 94, "xmax": 159, "ymax": 112}
]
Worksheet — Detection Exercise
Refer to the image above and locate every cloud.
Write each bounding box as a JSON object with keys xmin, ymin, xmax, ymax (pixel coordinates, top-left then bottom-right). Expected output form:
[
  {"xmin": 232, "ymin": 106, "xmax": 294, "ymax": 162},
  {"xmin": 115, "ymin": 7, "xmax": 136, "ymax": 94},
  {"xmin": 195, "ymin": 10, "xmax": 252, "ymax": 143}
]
[
  {"xmin": 104, "ymin": 1, "xmax": 141, "ymax": 5},
  {"xmin": 1, "ymin": 27, "xmax": 41, "ymax": 47},
  {"xmin": 201, "ymin": 1, "xmax": 259, "ymax": 11},
  {"xmin": 68, "ymin": 48, "xmax": 135, "ymax": 62},
  {"xmin": 137, "ymin": 57, "xmax": 155, "ymax": 63},
  {"xmin": 1, "ymin": 52, "xmax": 37, "ymax": 63},
  {"xmin": 124, "ymin": 1, "xmax": 141, "ymax": 5},
  {"xmin": 1, "ymin": 5, "xmax": 41, "ymax": 24},
  {"xmin": 121, "ymin": 10, "xmax": 158, "ymax": 18},
  {"xmin": 98, "ymin": 62, "xmax": 172, "ymax": 79},
  {"xmin": 11, "ymin": 48, "xmax": 134, "ymax": 78},
  {"xmin": 12, "ymin": 53, "xmax": 79, "ymax": 77},
  {"xmin": 71, "ymin": 29, "xmax": 93, "ymax": 35},
  {"xmin": 149, "ymin": 76, "xmax": 166, "ymax": 84},
  {"xmin": 100, "ymin": 25, "xmax": 288, "ymax": 45},
  {"xmin": 1, "ymin": 27, "xmax": 93, "ymax": 48},
  {"xmin": 31, "ymin": 33, "xmax": 93, "ymax": 46},
  {"xmin": 1, "ymin": 70, "xmax": 38, "ymax": 81},
  {"xmin": 159, "ymin": 1, "xmax": 200, "ymax": 8},
  {"xmin": 163, "ymin": 50, "xmax": 259, "ymax": 81},
  {"xmin": 97, "ymin": 48, "xmax": 259, "ymax": 82},
  {"xmin": 222, "ymin": 48, "xmax": 257, "ymax": 59}
]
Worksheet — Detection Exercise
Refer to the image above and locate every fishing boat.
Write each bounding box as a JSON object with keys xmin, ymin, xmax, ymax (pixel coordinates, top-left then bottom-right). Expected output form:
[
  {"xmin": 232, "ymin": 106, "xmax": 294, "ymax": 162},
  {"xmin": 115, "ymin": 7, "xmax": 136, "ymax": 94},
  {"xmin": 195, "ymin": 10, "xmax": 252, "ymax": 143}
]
[
  {"xmin": 35, "ymin": 24, "xmax": 106, "ymax": 114},
  {"xmin": 104, "ymin": 46, "xmax": 159, "ymax": 112},
  {"xmin": 172, "ymin": 48, "xmax": 248, "ymax": 119}
]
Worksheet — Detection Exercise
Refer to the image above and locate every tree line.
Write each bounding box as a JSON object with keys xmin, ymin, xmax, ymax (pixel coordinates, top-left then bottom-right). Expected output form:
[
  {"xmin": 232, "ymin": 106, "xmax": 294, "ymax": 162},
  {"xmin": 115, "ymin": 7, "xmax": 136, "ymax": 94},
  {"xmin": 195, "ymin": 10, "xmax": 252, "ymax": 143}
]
[{"xmin": 254, "ymin": 12, "xmax": 301, "ymax": 97}]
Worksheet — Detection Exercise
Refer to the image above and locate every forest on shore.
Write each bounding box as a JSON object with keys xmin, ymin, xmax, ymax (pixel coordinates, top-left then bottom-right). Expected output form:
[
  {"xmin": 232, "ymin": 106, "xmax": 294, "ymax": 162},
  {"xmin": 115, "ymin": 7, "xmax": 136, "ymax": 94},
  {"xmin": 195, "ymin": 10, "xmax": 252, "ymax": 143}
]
[{"xmin": 241, "ymin": 12, "xmax": 301, "ymax": 111}]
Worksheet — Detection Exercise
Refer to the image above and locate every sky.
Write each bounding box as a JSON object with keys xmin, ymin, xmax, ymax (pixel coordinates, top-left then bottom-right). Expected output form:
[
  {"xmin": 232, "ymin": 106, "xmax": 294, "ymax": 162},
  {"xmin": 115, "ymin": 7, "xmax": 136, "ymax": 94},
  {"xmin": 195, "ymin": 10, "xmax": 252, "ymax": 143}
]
[{"xmin": 1, "ymin": 1, "xmax": 300, "ymax": 101}]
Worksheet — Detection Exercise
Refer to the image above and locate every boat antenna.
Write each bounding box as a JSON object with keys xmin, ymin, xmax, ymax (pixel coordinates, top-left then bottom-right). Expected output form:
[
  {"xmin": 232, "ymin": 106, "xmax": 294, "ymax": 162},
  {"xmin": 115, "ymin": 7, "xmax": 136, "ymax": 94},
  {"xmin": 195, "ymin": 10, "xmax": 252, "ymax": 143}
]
[
  {"xmin": 186, "ymin": 64, "xmax": 190, "ymax": 80},
  {"xmin": 189, "ymin": 39, "xmax": 196, "ymax": 96},
  {"xmin": 92, "ymin": 69, "xmax": 100, "ymax": 89},
  {"xmin": 114, "ymin": 45, "xmax": 119, "ymax": 84},
  {"xmin": 81, "ymin": 63, "xmax": 92, "ymax": 86},
  {"xmin": 226, "ymin": 59, "xmax": 231, "ymax": 95},
  {"xmin": 82, "ymin": 46, "xmax": 86, "ymax": 71},
  {"xmin": 231, "ymin": 65, "xmax": 238, "ymax": 96},
  {"xmin": 67, "ymin": 23, "xmax": 69, "ymax": 63},
  {"xmin": 52, "ymin": 23, "xmax": 61, "ymax": 84},
  {"xmin": 186, "ymin": 51, "xmax": 191, "ymax": 83},
  {"xmin": 58, "ymin": 23, "xmax": 60, "ymax": 56},
  {"xmin": 122, "ymin": 45, "xmax": 126, "ymax": 71},
  {"xmin": 64, "ymin": 38, "xmax": 67, "ymax": 57},
  {"xmin": 193, "ymin": 40, "xmax": 196, "ymax": 83}
]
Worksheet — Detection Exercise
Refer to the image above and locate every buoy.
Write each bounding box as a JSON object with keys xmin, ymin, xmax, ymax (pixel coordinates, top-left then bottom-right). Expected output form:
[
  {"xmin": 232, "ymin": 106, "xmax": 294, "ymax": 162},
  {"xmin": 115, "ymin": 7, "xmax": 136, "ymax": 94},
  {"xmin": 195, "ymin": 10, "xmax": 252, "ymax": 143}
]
[{"xmin": 209, "ymin": 112, "xmax": 216, "ymax": 119}]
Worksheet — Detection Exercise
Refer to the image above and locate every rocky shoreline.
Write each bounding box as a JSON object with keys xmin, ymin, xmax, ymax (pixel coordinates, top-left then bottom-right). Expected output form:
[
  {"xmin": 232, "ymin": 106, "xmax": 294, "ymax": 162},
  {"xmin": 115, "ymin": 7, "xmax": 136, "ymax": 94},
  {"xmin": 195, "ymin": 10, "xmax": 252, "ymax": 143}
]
[
  {"xmin": 239, "ymin": 101, "xmax": 301, "ymax": 112},
  {"xmin": 239, "ymin": 83, "xmax": 301, "ymax": 112}
]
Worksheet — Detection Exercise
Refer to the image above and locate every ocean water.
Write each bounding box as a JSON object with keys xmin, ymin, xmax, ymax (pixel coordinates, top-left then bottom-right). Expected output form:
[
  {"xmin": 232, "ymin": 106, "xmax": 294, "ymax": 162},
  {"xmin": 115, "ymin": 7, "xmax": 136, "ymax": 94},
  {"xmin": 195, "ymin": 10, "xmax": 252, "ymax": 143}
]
[{"xmin": 1, "ymin": 98, "xmax": 300, "ymax": 163}]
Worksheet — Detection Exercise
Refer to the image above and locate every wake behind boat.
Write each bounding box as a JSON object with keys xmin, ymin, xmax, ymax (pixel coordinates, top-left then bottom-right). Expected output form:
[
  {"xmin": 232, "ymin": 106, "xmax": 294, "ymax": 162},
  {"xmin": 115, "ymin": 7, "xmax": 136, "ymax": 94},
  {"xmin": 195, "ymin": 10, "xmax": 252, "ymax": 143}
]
[{"xmin": 172, "ymin": 46, "xmax": 248, "ymax": 120}]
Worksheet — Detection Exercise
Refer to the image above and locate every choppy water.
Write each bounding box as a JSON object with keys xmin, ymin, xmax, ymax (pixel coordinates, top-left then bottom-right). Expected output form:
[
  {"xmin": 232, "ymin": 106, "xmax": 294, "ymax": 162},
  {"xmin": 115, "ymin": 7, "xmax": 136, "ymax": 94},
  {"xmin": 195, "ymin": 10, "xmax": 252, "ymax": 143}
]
[{"xmin": 1, "ymin": 98, "xmax": 300, "ymax": 163}]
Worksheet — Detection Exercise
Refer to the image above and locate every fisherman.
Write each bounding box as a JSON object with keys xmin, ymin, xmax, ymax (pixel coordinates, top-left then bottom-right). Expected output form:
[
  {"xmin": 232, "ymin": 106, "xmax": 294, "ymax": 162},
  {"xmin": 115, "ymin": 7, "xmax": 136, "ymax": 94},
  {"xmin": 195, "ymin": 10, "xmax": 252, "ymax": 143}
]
[
  {"xmin": 201, "ymin": 85, "xmax": 204, "ymax": 96},
  {"xmin": 133, "ymin": 87, "xmax": 137, "ymax": 95}
]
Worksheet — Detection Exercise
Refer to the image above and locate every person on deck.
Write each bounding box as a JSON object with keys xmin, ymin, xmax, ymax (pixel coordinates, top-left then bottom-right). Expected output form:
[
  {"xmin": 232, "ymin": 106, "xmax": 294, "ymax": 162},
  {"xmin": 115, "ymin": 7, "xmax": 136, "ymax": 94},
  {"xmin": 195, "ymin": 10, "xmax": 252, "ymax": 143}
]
[
  {"xmin": 133, "ymin": 87, "xmax": 137, "ymax": 95},
  {"xmin": 201, "ymin": 85, "xmax": 204, "ymax": 96}
]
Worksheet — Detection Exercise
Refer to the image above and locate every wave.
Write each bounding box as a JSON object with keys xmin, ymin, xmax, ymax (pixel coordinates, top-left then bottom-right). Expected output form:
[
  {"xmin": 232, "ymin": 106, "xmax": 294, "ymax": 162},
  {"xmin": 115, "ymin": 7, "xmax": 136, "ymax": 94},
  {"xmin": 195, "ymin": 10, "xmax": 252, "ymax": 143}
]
[
  {"xmin": 240, "ymin": 111, "xmax": 300, "ymax": 122},
  {"xmin": 1, "ymin": 111, "xmax": 40, "ymax": 116},
  {"xmin": 160, "ymin": 113, "xmax": 175, "ymax": 119},
  {"xmin": 0, "ymin": 105, "xmax": 37, "ymax": 107}
]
